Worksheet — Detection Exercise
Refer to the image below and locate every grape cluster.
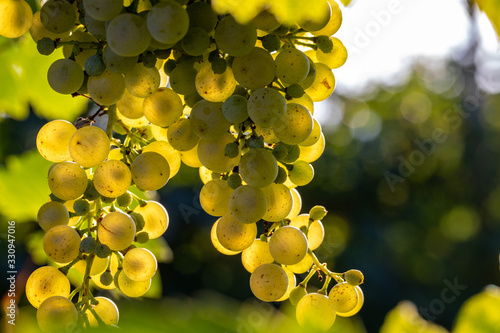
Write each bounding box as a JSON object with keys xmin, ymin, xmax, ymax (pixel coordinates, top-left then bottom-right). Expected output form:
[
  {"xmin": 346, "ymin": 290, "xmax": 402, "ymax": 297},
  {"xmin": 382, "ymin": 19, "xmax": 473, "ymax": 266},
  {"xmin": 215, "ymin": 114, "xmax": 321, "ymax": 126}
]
[{"xmin": 1, "ymin": 0, "xmax": 363, "ymax": 331}]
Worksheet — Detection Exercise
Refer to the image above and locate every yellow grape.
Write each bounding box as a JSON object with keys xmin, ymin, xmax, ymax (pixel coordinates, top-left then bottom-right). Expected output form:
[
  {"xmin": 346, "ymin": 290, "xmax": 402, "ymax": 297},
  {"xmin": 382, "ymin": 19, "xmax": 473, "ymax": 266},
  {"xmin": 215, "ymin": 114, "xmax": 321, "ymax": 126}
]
[
  {"xmin": 276, "ymin": 266, "xmax": 297, "ymax": 302},
  {"xmin": 97, "ymin": 211, "xmax": 136, "ymax": 251},
  {"xmin": 26, "ymin": 266, "xmax": 70, "ymax": 308},
  {"xmin": 241, "ymin": 239, "xmax": 274, "ymax": 273},
  {"xmin": 0, "ymin": 0, "xmax": 33, "ymax": 38},
  {"xmin": 36, "ymin": 120, "xmax": 76, "ymax": 163},
  {"xmin": 316, "ymin": 37, "xmax": 348, "ymax": 69},
  {"xmin": 301, "ymin": 118, "xmax": 322, "ymax": 147},
  {"xmin": 93, "ymin": 159, "xmax": 132, "ymax": 198},
  {"xmin": 239, "ymin": 148, "xmax": 278, "ymax": 188},
  {"xmin": 146, "ymin": 1, "xmax": 189, "ymax": 44},
  {"xmin": 122, "ymin": 248, "xmax": 157, "ymax": 282},
  {"xmin": 150, "ymin": 124, "xmax": 168, "ymax": 141},
  {"xmin": 249, "ymin": 263, "xmax": 288, "ymax": 302},
  {"xmin": 305, "ymin": 62, "xmax": 335, "ymax": 102},
  {"xmin": 91, "ymin": 254, "xmax": 119, "ymax": 290},
  {"xmin": 180, "ymin": 144, "xmax": 203, "ymax": 168},
  {"xmin": 216, "ymin": 213, "xmax": 256, "ymax": 252},
  {"xmin": 167, "ymin": 117, "xmax": 200, "ymax": 151},
  {"xmin": 143, "ymin": 87, "xmax": 183, "ymax": 128},
  {"xmin": 102, "ymin": 45, "xmax": 139, "ymax": 74},
  {"xmin": 262, "ymin": 183, "xmax": 293, "ymax": 222},
  {"xmin": 210, "ymin": 219, "xmax": 241, "ymax": 255},
  {"xmin": 329, "ymin": 282, "xmax": 359, "ymax": 314},
  {"xmin": 107, "ymin": 13, "xmax": 151, "ymax": 57},
  {"xmin": 69, "ymin": 126, "xmax": 110, "ymax": 168},
  {"xmin": 286, "ymin": 188, "xmax": 302, "ymax": 220},
  {"xmin": 48, "ymin": 162, "xmax": 88, "ymax": 200},
  {"xmin": 36, "ymin": 296, "xmax": 78, "ymax": 333},
  {"xmin": 214, "ymin": 15, "xmax": 256, "ymax": 57},
  {"xmin": 336, "ymin": 286, "xmax": 364, "ymax": 317},
  {"xmin": 289, "ymin": 160, "xmax": 315, "ymax": 186},
  {"xmin": 131, "ymin": 151, "xmax": 170, "ymax": 191},
  {"xmin": 273, "ymin": 103, "xmax": 313, "ymax": 145},
  {"xmin": 116, "ymin": 88, "xmax": 145, "ymax": 119},
  {"xmin": 142, "ymin": 140, "xmax": 181, "ymax": 179},
  {"xmin": 296, "ymin": 293, "xmax": 336, "ymax": 331},
  {"xmin": 247, "ymin": 87, "xmax": 287, "ymax": 128},
  {"xmin": 43, "ymin": 225, "xmax": 80, "ymax": 264},
  {"xmin": 85, "ymin": 296, "xmax": 119, "ymax": 327},
  {"xmin": 311, "ymin": 0, "xmax": 342, "ymax": 36},
  {"xmin": 195, "ymin": 64, "xmax": 236, "ymax": 103},
  {"xmin": 199, "ymin": 165, "xmax": 214, "ymax": 184},
  {"xmin": 275, "ymin": 48, "xmax": 310, "ymax": 85},
  {"xmin": 40, "ymin": 0, "xmax": 76, "ymax": 34},
  {"xmin": 254, "ymin": 125, "xmax": 279, "ymax": 144},
  {"xmin": 197, "ymin": 132, "xmax": 241, "ymax": 173},
  {"xmin": 229, "ymin": 185, "xmax": 267, "ymax": 224},
  {"xmin": 133, "ymin": 201, "xmax": 169, "ymax": 239},
  {"xmin": 232, "ymin": 47, "xmax": 276, "ymax": 90},
  {"xmin": 268, "ymin": 226, "xmax": 308, "ymax": 265},
  {"xmin": 116, "ymin": 270, "xmax": 151, "ymax": 297},
  {"xmin": 30, "ymin": 10, "xmax": 71, "ymax": 42},
  {"xmin": 47, "ymin": 59, "xmax": 84, "ymax": 95},
  {"xmin": 299, "ymin": 132, "xmax": 325, "ymax": 163},
  {"xmin": 74, "ymin": 255, "xmax": 109, "ymax": 276},
  {"xmin": 37, "ymin": 201, "xmax": 69, "ymax": 231},
  {"xmin": 124, "ymin": 63, "xmax": 161, "ymax": 98},
  {"xmin": 298, "ymin": 0, "xmax": 331, "ymax": 31},
  {"xmin": 116, "ymin": 110, "xmax": 149, "ymax": 128},
  {"xmin": 290, "ymin": 214, "xmax": 325, "ymax": 250},
  {"xmin": 87, "ymin": 69, "xmax": 126, "ymax": 106},
  {"xmin": 286, "ymin": 252, "xmax": 313, "ymax": 274},
  {"xmin": 200, "ymin": 179, "xmax": 233, "ymax": 216},
  {"xmin": 190, "ymin": 100, "xmax": 231, "ymax": 139}
]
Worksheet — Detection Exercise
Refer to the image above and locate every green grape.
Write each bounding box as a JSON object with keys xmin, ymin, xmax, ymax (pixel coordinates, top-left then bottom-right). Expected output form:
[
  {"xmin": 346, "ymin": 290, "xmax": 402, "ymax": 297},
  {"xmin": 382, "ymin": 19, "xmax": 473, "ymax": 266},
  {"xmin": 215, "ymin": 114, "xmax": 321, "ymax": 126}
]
[
  {"xmin": 311, "ymin": 1, "xmax": 342, "ymax": 36},
  {"xmin": 69, "ymin": 126, "xmax": 109, "ymax": 168},
  {"xmin": 190, "ymin": 100, "xmax": 231, "ymax": 139},
  {"xmin": 286, "ymin": 188, "xmax": 302, "ymax": 219},
  {"xmin": 336, "ymin": 286, "xmax": 364, "ymax": 317},
  {"xmin": 276, "ymin": 266, "xmax": 297, "ymax": 301},
  {"xmin": 182, "ymin": 27, "xmax": 210, "ymax": 56},
  {"xmin": 48, "ymin": 162, "xmax": 88, "ymax": 200},
  {"xmin": 241, "ymin": 239, "xmax": 274, "ymax": 273},
  {"xmin": 107, "ymin": 13, "xmax": 151, "ymax": 57},
  {"xmin": 286, "ymin": 252, "xmax": 313, "ymax": 274},
  {"xmin": 296, "ymin": 293, "xmax": 336, "ymax": 331},
  {"xmin": 227, "ymin": 173, "xmax": 242, "ymax": 189},
  {"xmin": 252, "ymin": 10, "xmax": 280, "ymax": 32},
  {"xmin": 255, "ymin": 125, "xmax": 279, "ymax": 144},
  {"xmin": 274, "ymin": 166, "xmax": 288, "ymax": 184},
  {"xmin": 186, "ymin": 2, "xmax": 217, "ymax": 32},
  {"xmin": 102, "ymin": 46, "xmax": 139, "ymax": 74},
  {"xmin": 99, "ymin": 271, "xmax": 114, "ymax": 286},
  {"xmin": 97, "ymin": 211, "xmax": 136, "ymax": 251},
  {"xmin": 229, "ymin": 185, "xmax": 267, "ymax": 224},
  {"xmin": 214, "ymin": 15, "xmax": 257, "ymax": 57},
  {"xmin": 297, "ymin": 0, "xmax": 331, "ymax": 31},
  {"xmin": 47, "ymin": 58, "xmax": 84, "ymax": 95},
  {"xmin": 143, "ymin": 87, "xmax": 183, "ymax": 127},
  {"xmin": 269, "ymin": 226, "xmax": 308, "ymax": 265},
  {"xmin": 95, "ymin": 244, "xmax": 111, "ymax": 259},
  {"xmin": 83, "ymin": 0, "xmax": 123, "ymax": 21},
  {"xmin": 197, "ymin": 132, "xmax": 241, "ymax": 173},
  {"xmin": 93, "ymin": 160, "xmax": 131, "ymax": 198},
  {"xmin": 239, "ymin": 148, "xmax": 278, "ymax": 188},
  {"xmin": 289, "ymin": 160, "xmax": 314, "ymax": 186},
  {"xmin": 73, "ymin": 198, "xmax": 90, "ymax": 215},
  {"xmin": 275, "ymin": 48, "xmax": 310, "ymax": 85},
  {"xmin": 261, "ymin": 33, "xmax": 281, "ymax": 52},
  {"xmin": 78, "ymin": 236, "xmax": 96, "ymax": 253},
  {"xmin": 180, "ymin": 144, "xmax": 203, "ymax": 168},
  {"xmin": 116, "ymin": 270, "xmax": 151, "ymax": 297},
  {"xmin": 288, "ymin": 93, "xmax": 314, "ymax": 115},
  {"xmin": 301, "ymin": 118, "xmax": 322, "ymax": 147},
  {"xmin": 286, "ymin": 84, "xmax": 305, "ymax": 98},
  {"xmin": 216, "ymin": 213, "xmax": 257, "ymax": 251},
  {"xmin": 299, "ymin": 132, "xmax": 325, "ymax": 162},
  {"xmin": 30, "ymin": 10, "xmax": 71, "ymax": 43},
  {"xmin": 262, "ymin": 183, "xmax": 293, "ymax": 222},
  {"xmin": 84, "ymin": 13, "xmax": 107, "ymax": 40},
  {"xmin": 211, "ymin": 57, "xmax": 227, "ymax": 74},
  {"xmin": 167, "ymin": 117, "xmax": 200, "ymax": 152},
  {"xmin": 92, "ymin": 255, "xmax": 119, "ymax": 290},
  {"xmin": 247, "ymin": 87, "xmax": 286, "ymax": 128},
  {"xmin": 85, "ymin": 297, "xmax": 119, "ymax": 327},
  {"xmin": 249, "ymin": 263, "xmax": 288, "ymax": 302},
  {"xmin": 329, "ymin": 282, "xmax": 359, "ymax": 313},
  {"xmin": 36, "ymin": 120, "xmax": 76, "ymax": 163},
  {"xmin": 142, "ymin": 140, "xmax": 181, "ymax": 179},
  {"xmin": 232, "ymin": 47, "xmax": 276, "ymax": 90},
  {"xmin": 131, "ymin": 151, "xmax": 170, "ymax": 191},
  {"xmin": 0, "ymin": 0, "xmax": 33, "ymax": 38},
  {"xmin": 210, "ymin": 219, "xmax": 241, "ymax": 255},
  {"xmin": 26, "ymin": 266, "xmax": 70, "ymax": 309},
  {"xmin": 87, "ymin": 69, "xmax": 125, "ymax": 106},
  {"xmin": 85, "ymin": 54, "xmax": 106, "ymax": 76},
  {"xmin": 305, "ymin": 62, "xmax": 335, "ymax": 102},
  {"xmin": 195, "ymin": 64, "xmax": 237, "ymax": 103},
  {"xmin": 62, "ymin": 29, "xmax": 98, "ymax": 67},
  {"xmin": 116, "ymin": 192, "xmax": 133, "ymax": 208},
  {"xmin": 147, "ymin": 1, "xmax": 189, "ymax": 44},
  {"xmin": 315, "ymin": 35, "xmax": 333, "ymax": 53},
  {"xmin": 289, "ymin": 285, "xmax": 307, "ymax": 306},
  {"xmin": 124, "ymin": 63, "xmax": 161, "ymax": 98},
  {"xmin": 36, "ymin": 296, "xmax": 78, "ymax": 333},
  {"xmin": 133, "ymin": 201, "xmax": 169, "ymax": 239},
  {"xmin": 345, "ymin": 269, "xmax": 364, "ymax": 286},
  {"xmin": 74, "ymin": 255, "xmax": 109, "ymax": 276},
  {"xmin": 225, "ymin": 142, "xmax": 239, "ymax": 158},
  {"xmin": 116, "ymin": 88, "xmax": 144, "ymax": 119},
  {"xmin": 123, "ymin": 248, "xmax": 157, "ymax": 282},
  {"xmin": 200, "ymin": 179, "xmax": 233, "ymax": 217},
  {"xmin": 298, "ymin": 58, "xmax": 317, "ymax": 90},
  {"xmin": 273, "ymin": 103, "xmax": 313, "ymax": 145},
  {"xmin": 290, "ymin": 214, "xmax": 325, "ymax": 250},
  {"xmin": 169, "ymin": 66, "xmax": 197, "ymax": 95},
  {"xmin": 37, "ymin": 201, "xmax": 69, "ymax": 231},
  {"xmin": 316, "ymin": 37, "xmax": 348, "ymax": 69},
  {"xmin": 40, "ymin": 0, "xmax": 76, "ymax": 34},
  {"xmin": 222, "ymin": 95, "xmax": 248, "ymax": 124}
]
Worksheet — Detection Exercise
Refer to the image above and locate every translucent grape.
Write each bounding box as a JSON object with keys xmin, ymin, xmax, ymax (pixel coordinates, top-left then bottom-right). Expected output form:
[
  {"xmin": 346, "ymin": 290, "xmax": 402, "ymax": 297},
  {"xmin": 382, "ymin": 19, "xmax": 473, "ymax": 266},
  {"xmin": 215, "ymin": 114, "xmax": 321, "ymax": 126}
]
[
  {"xmin": 143, "ymin": 87, "xmax": 183, "ymax": 127},
  {"xmin": 116, "ymin": 88, "xmax": 144, "ymax": 119},
  {"xmin": 262, "ymin": 183, "xmax": 293, "ymax": 222},
  {"xmin": 197, "ymin": 132, "xmax": 241, "ymax": 173},
  {"xmin": 47, "ymin": 58, "xmax": 84, "ymax": 95},
  {"xmin": 239, "ymin": 148, "xmax": 278, "ymax": 188},
  {"xmin": 91, "ymin": 254, "xmax": 119, "ymax": 290},
  {"xmin": 123, "ymin": 248, "xmax": 157, "ymax": 282},
  {"xmin": 229, "ymin": 185, "xmax": 267, "ymax": 224},
  {"xmin": 290, "ymin": 214, "xmax": 325, "ymax": 250},
  {"xmin": 269, "ymin": 226, "xmax": 308, "ymax": 265},
  {"xmin": 301, "ymin": 118, "xmax": 322, "ymax": 146},
  {"xmin": 180, "ymin": 145, "xmax": 203, "ymax": 168},
  {"xmin": 299, "ymin": 132, "xmax": 325, "ymax": 163},
  {"xmin": 216, "ymin": 213, "xmax": 256, "ymax": 251},
  {"xmin": 249, "ymin": 263, "xmax": 288, "ymax": 302},
  {"xmin": 169, "ymin": 66, "xmax": 197, "ymax": 95},
  {"xmin": 276, "ymin": 266, "xmax": 297, "ymax": 301},
  {"xmin": 311, "ymin": 1, "xmax": 342, "ymax": 36},
  {"xmin": 232, "ymin": 47, "xmax": 276, "ymax": 90},
  {"xmin": 48, "ymin": 162, "xmax": 88, "ymax": 200},
  {"xmin": 275, "ymin": 48, "xmax": 309, "ymax": 85},
  {"xmin": 43, "ymin": 225, "xmax": 80, "ymax": 263},
  {"xmin": 345, "ymin": 269, "xmax": 364, "ymax": 286},
  {"xmin": 107, "ymin": 13, "xmax": 151, "ymax": 57},
  {"xmin": 316, "ymin": 37, "xmax": 348, "ymax": 69},
  {"xmin": 131, "ymin": 151, "xmax": 170, "ymax": 191},
  {"xmin": 190, "ymin": 100, "xmax": 231, "ymax": 139},
  {"xmin": 26, "ymin": 266, "xmax": 70, "ymax": 308},
  {"xmin": 142, "ymin": 140, "xmax": 181, "ymax": 179},
  {"xmin": 286, "ymin": 252, "xmax": 313, "ymax": 274},
  {"xmin": 40, "ymin": 0, "xmax": 76, "ymax": 34},
  {"xmin": 167, "ymin": 117, "xmax": 200, "ymax": 151},
  {"xmin": 329, "ymin": 282, "xmax": 359, "ymax": 314},
  {"xmin": 247, "ymin": 88, "xmax": 286, "ymax": 128},
  {"xmin": 289, "ymin": 160, "xmax": 315, "ymax": 186},
  {"xmin": 222, "ymin": 95, "xmax": 248, "ymax": 124},
  {"xmin": 37, "ymin": 201, "xmax": 69, "ymax": 231},
  {"xmin": 74, "ymin": 255, "xmax": 109, "ymax": 276},
  {"xmin": 133, "ymin": 201, "xmax": 169, "ymax": 239},
  {"xmin": 147, "ymin": 1, "xmax": 189, "ymax": 44},
  {"xmin": 305, "ymin": 62, "xmax": 335, "ymax": 102},
  {"xmin": 195, "ymin": 64, "xmax": 236, "ymax": 103},
  {"xmin": 85, "ymin": 296, "xmax": 119, "ymax": 327},
  {"xmin": 116, "ymin": 270, "xmax": 151, "ymax": 297},
  {"xmin": 87, "ymin": 69, "xmax": 125, "ymax": 106},
  {"xmin": 97, "ymin": 211, "xmax": 136, "ymax": 251},
  {"xmin": 93, "ymin": 160, "xmax": 132, "ymax": 198},
  {"xmin": 273, "ymin": 103, "xmax": 313, "ymax": 145},
  {"xmin": 36, "ymin": 120, "xmax": 76, "ymax": 163},
  {"xmin": 69, "ymin": 126, "xmax": 110, "ymax": 168},
  {"xmin": 336, "ymin": 286, "xmax": 364, "ymax": 317},
  {"xmin": 182, "ymin": 27, "xmax": 210, "ymax": 56},
  {"xmin": 83, "ymin": 0, "xmax": 123, "ymax": 21},
  {"xmin": 37, "ymin": 296, "xmax": 78, "ymax": 333},
  {"xmin": 123, "ymin": 63, "xmax": 160, "ymax": 98},
  {"xmin": 241, "ymin": 239, "xmax": 274, "ymax": 273},
  {"xmin": 200, "ymin": 179, "xmax": 233, "ymax": 216},
  {"xmin": 297, "ymin": 0, "xmax": 331, "ymax": 31},
  {"xmin": 30, "ymin": 10, "xmax": 70, "ymax": 43},
  {"xmin": 296, "ymin": 293, "xmax": 336, "ymax": 330},
  {"xmin": 288, "ymin": 93, "xmax": 314, "ymax": 115},
  {"xmin": 102, "ymin": 46, "xmax": 139, "ymax": 74},
  {"xmin": 0, "ymin": 0, "xmax": 33, "ymax": 38},
  {"xmin": 214, "ymin": 15, "xmax": 256, "ymax": 57},
  {"xmin": 210, "ymin": 219, "xmax": 241, "ymax": 255}
]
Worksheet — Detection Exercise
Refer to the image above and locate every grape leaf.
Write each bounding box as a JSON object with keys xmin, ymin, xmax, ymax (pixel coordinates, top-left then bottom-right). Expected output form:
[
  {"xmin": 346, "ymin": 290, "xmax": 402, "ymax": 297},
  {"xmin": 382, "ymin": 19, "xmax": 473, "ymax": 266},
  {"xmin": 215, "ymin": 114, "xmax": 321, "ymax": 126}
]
[{"xmin": 475, "ymin": 0, "xmax": 500, "ymax": 38}]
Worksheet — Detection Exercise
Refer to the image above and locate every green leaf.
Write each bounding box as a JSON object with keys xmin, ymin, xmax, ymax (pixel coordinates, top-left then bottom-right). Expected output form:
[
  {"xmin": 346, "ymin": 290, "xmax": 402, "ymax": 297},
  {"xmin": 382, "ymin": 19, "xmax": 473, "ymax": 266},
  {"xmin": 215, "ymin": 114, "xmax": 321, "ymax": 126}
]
[
  {"xmin": 475, "ymin": 0, "xmax": 500, "ymax": 38},
  {"xmin": 453, "ymin": 285, "xmax": 500, "ymax": 333}
]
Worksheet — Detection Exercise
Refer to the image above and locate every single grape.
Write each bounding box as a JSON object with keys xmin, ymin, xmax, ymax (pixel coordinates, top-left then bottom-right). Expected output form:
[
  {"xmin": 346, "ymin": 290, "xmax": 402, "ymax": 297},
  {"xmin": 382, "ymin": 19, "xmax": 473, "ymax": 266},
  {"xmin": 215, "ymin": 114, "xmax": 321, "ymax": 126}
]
[
  {"xmin": 40, "ymin": 0, "xmax": 76, "ymax": 34},
  {"xmin": 200, "ymin": 179, "xmax": 233, "ymax": 217},
  {"xmin": 275, "ymin": 48, "xmax": 310, "ymax": 85},
  {"xmin": 43, "ymin": 225, "xmax": 80, "ymax": 263},
  {"xmin": 222, "ymin": 95, "xmax": 248, "ymax": 124},
  {"xmin": 214, "ymin": 15, "xmax": 256, "ymax": 57},
  {"xmin": 47, "ymin": 59, "xmax": 84, "ymax": 95},
  {"xmin": 316, "ymin": 37, "xmax": 348, "ymax": 69},
  {"xmin": 123, "ymin": 248, "xmax": 157, "ymax": 282},
  {"xmin": 97, "ymin": 211, "xmax": 136, "ymax": 251},
  {"xmin": 216, "ymin": 213, "xmax": 256, "ymax": 252},
  {"xmin": 311, "ymin": 1, "xmax": 342, "ymax": 36},
  {"xmin": 48, "ymin": 162, "xmax": 88, "ymax": 201},
  {"xmin": 147, "ymin": 1, "xmax": 189, "ymax": 44},
  {"xmin": 0, "ymin": 0, "xmax": 33, "ymax": 38},
  {"xmin": 336, "ymin": 286, "xmax": 364, "ymax": 317},
  {"xmin": 305, "ymin": 62, "xmax": 335, "ymax": 102},
  {"xmin": 124, "ymin": 63, "xmax": 161, "ymax": 98},
  {"xmin": 93, "ymin": 160, "xmax": 132, "ymax": 198},
  {"xmin": 73, "ymin": 198, "xmax": 90, "ymax": 215},
  {"xmin": 268, "ymin": 226, "xmax": 308, "ymax": 265},
  {"xmin": 102, "ymin": 46, "xmax": 139, "ymax": 74},
  {"xmin": 169, "ymin": 66, "xmax": 197, "ymax": 95},
  {"xmin": 37, "ymin": 201, "xmax": 70, "ymax": 231},
  {"xmin": 69, "ymin": 125, "xmax": 110, "ymax": 168},
  {"xmin": 115, "ymin": 269, "xmax": 151, "ymax": 297},
  {"xmin": 344, "ymin": 269, "xmax": 364, "ymax": 286},
  {"xmin": 143, "ymin": 87, "xmax": 183, "ymax": 128},
  {"xmin": 182, "ymin": 27, "xmax": 210, "ymax": 56},
  {"xmin": 329, "ymin": 282, "xmax": 359, "ymax": 313},
  {"xmin": 167, "ymin": 117, "xmax": 200, "ymax": 151},
  {"xmin": 131, "ymin": 151, "xmax": 170, "ymax": 191},
  {"xmin": 197, "ymin": 132, "xmax": 241, "ymax": 173},
  {"xmin": 142, "ymin": 140, "xmax": 181, "ymax": 179},
  {"xmin": 249, "ymin": 263, "xmax": 288, "ymax": 302},
  {"xmin": 83, "ymin": 0, "xmax": 123, "ymax": 21},
  {"xmin": 239, "ymin": 148, "xmax": 278, "ymax": 188},
  {"xmin": 195, "ymin": 64, "xmax": 236, "ymax": 103},
  {"xmin": 210, "ymin": 219, "xmax": 241, "ymax": 255},
  {"xmin": 94, "ymin": 243, "xmax": 111, "ymax": 258},
  {"xmin": 296, "ymin": 293, "xmax": 336, "ymax": 331},
  {"xmin": 107, "ymin": 13, "xmax": 151, "ymax": 57},
  {"xmin": 186, "ymin": 2, "xmax": 217, "ymax": 32},
  {"xmin": 297, "ymin": 0, "xmax": 331, "ymax": 31},
  {"xmin": 232, "ymin": 47, "xmax": 276, "ymax": 90},
  {"xmin": 36, "ymin": 296, "xmax": 78, "ymax": 333},
  {"xmin": 85, "ymin": 296, "xmax": 119, "ymax": 327},
  {"xmin": 299, "ymin": 132, "xmax": 325, "ymax": 163},
  {"xmin": 133, "ymin": 201, "xmax": 169, "ymax": 239},
  {"xmin": 289, "ymin": 160, "xmax": 315, "ymax": 186},
  {"xmin": 87, "ymin": 69, "xmax": 126, "ymax": 106},
  {"xmin": 190, "ymin": 99, "xmax": 231, "ymax": 139},
  {"xmin": 247, "ymin": 88, "xmax": 286, "ymax": 128},
  {"xmin": 26, "ymin": 266, "xmax": 70, "ymax": 308},
  {"xmin": 273, "ymin": 103, "xmax": 313, "ymax": 145},
  {"xmin": 241, "ymin": 239, "xmax": 274, "ymax": 273},
  {"xmin": 229, "ymin": 185, "xmax": 267, "ymax": 224},
  {"xmin": 262, "ymin": 183, "xmax": 293, "ymax": 222},
  {"xmin": 289, "ymin": 285, "xmax": 307, "ymax": 306}
]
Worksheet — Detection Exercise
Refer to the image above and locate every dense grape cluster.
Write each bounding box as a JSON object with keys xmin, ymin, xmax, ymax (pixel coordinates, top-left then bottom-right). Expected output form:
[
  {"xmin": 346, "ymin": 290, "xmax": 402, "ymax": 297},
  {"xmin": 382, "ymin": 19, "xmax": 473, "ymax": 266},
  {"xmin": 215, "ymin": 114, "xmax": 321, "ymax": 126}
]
[{"xmin": 1, "ymin": 0, "xmax": 363, "ymax": 331}]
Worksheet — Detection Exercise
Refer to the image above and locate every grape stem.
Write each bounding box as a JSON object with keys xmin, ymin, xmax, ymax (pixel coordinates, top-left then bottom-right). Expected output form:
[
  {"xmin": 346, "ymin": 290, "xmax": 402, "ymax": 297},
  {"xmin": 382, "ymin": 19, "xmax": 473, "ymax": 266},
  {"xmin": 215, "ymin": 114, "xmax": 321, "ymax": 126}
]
[
  {"xmin": 59, "ymin": 256, "xmax": 82, "ymax": 275},
  {"xmin": 299, "ymin": 266, "xmax": 318, "ymax": 287},
  {"xmin": 318, "ymin": 275, "xmax": 332, "ymax": 295},
  {"xmin": 308, "ymin": 249, "xmax": 344, "ymax": 283}
]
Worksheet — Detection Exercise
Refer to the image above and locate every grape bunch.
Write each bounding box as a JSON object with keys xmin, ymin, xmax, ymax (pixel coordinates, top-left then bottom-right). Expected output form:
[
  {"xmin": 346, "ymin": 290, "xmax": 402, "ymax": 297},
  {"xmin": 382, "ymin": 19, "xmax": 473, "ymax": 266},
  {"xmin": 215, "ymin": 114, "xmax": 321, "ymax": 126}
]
[{"xmin": 1, "ymin": 0, "xmax": 363, "ymax": 331}]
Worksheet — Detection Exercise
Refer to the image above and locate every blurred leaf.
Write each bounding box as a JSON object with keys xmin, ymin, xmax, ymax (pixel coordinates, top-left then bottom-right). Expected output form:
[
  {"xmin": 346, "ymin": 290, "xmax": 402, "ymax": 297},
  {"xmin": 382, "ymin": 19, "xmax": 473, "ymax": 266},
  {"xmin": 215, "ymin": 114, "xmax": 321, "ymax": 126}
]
[
  {"xmin": 0, "ymin": 150, "xmax": 51, "ymax": 222},
  {"xmin": 380, "ymin": 301, "xmax": 449, "ymax": 333},
  {"xmin": 475, "ymin": 0, "xmax": 500, "ymax": 38},
  {"xmin": 144, "ymin": 272, "xmax": 162, "ymax": 298},
  {"xmin": 141, "ymin": 237, "xmax": 174, "ymax": 264},
  {"xmin": 453, "ymin": 285, "xmax": 500, "ymax": 333}
]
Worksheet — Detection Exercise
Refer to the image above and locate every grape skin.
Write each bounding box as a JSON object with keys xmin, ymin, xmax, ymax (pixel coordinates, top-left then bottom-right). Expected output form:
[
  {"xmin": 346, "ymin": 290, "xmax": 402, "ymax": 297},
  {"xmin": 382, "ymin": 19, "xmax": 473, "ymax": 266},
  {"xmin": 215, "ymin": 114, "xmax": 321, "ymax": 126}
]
[
  {"xmin": 93, "ymin": 159, "xmax": 132, "ymax": 198},
  {"xmin": 87, "ymin": 69, "xmax": 126, "ymax": 106},
  {"xmin": 97, "ymin": 211, "xmax": 136, "ymax": 251},
  {"xmin": 329, "ymin": 282, "xmax": 359, "ymax": 313},
  {"xmin": 36, "ymin": 296, "xmax": 78, "ymax": 333},
  {"xmin": 0, "ymin": 0, "xmax": 33, "ymax": 38},
  {"xmin": 241, "ymin": 239, "xmax": 274, "ymax": 273},
  {"xmin": 200, "ymin": 179, "xmax": 233, "ymax": 217},
  {"xmin": 296, "ymin": 293, "xmax": 336, "ymax": 330},
  {"xmin": 133, "ymin": 201, "xmax": 169, "ymax": 239},
  {"xmin": 47, "ymin": 59, "xmax": 84, "ymax": 95},
  {"xmin": 239, "ymin": 148, "xmax": 278, "ymax": 188},
  {"xmin": 123, "ymin": 248, "xmax": 158, "ymax": 282},
  {"xmin": 107, "ymin": 14, "xmax": 151, "ymax": 57},
  {"xmin": 268, "ymin": 226, "xmax": 308, "ymax": 265},
  {"xmin": 142, "ymin": 140, "xmax": 182, "ymax": 179},
  {"xmin": 131, "ymin": 151, "xmax": 170, "ymax": 191},
  {"xmin": 216, "ymin": 213, "xmax": 257, "ymax": 251},
  {"xmin": 37, "ymin": 201, "xmax": 70, "ymax": 231},
  {"xmin": 36, "ymin": 120, "xmax": 76, "ymax": 163},
  {"xmin": 26, "ymin": 266, "xmax": 70, "ymax": 309},
  {"xmin": 210, "ymin": 219, "xmax": 241, "ymax": 255},
  {"xmin": 249, "ymin": 263, "xmax": 288, "ymax": 302},
  {"xmin": 85, "ymin": 296, "xmax": 119, "ymax": 327},
  {"xmin": 69, "ymin": 126, "xmax": 110, "ymax": 168},
  {"xmin": 147, "ymin": 1, "xmax": 190, "ymax": 45},
  {"xmin": 195, "ymin": 64, "xmax": 237, "ymax": 103},
  {"xmin": 116, "ymin": 270, "xmax": 151, "ymax": 297},
  {"xmin": 43, "ymin": 225, "xmax": 81, "ymax": 264},
  {"xmin": 124, "ymin": 63, "xmax": 161, "ymax": 98},
  {"xmin": 229, "ymin": 185, "xmax": 268, "ymax": 224},
  {"xmin": 143, "ymin": 87, "xmax": 183, "ymax": 128},
  {"xmin": 48, "ymin": 162, "xmax": 88, "ymax": 201}
]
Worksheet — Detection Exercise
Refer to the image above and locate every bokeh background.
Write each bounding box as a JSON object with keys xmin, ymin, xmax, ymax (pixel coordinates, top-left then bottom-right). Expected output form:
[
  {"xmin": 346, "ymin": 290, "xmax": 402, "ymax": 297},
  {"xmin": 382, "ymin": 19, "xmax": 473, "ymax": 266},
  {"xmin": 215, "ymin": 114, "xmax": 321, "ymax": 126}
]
[{"xmin": 2, "ymin": 0, "xmax": 500, "ymax": 332}]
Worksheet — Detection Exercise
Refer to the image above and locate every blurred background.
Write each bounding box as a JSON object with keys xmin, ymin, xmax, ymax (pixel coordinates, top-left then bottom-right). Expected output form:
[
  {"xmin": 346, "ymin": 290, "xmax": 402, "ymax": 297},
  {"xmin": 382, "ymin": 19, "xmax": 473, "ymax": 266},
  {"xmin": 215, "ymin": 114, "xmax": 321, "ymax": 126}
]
[{"xmin": 1, "ymin": 0, "xmax": 500, "ymax": 332}]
